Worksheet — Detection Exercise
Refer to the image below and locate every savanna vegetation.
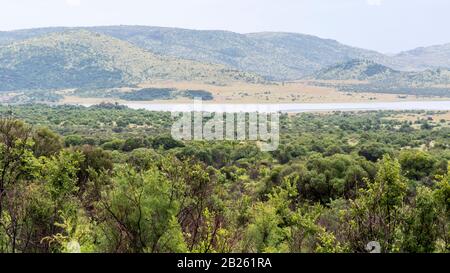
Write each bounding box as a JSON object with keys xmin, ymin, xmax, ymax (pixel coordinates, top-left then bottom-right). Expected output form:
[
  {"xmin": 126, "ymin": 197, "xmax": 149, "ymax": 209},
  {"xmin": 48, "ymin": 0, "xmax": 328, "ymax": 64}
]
[{"xmin": 0, "ymin": 104, "xmax": 448, "ymax": 253}]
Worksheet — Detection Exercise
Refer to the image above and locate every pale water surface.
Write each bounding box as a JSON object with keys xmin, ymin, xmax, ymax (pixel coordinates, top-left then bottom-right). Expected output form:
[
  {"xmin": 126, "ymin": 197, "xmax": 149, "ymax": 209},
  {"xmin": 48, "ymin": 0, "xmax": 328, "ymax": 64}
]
[{"xmin": 80, "ymin": 100, "xmax": 450, "ymax": 113}]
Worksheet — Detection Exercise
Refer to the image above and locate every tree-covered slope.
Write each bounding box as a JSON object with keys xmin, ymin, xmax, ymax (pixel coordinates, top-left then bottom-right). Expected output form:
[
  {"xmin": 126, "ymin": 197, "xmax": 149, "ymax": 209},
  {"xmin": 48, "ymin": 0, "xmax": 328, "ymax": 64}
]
[
  {"xmin": 313, "ymin": 59, "xmax": 450, "ymax": 87},
  {"xmin": 0, "ymin": 30, "xmax": 263, "ymax": 91},
  {"xmin": 312, "ymin": 59, "xmax": 401, "ymax": 81},
  {"xmin": 311, "ymin": 59, "xmax": 450, "ymax": 96},
  {"xmin": 91, "ymin": 26, "xmax": 392, "ymax": 80},
  {"xmin": 2, "ymin": 26, "xmax": 450, "ymax": 82},
  {"xmin": 0, "ymin": 26, "xmax": 390, "ymax": 80},
  {"xmin": 392, "ymin": 43, "xmax": 450, "ymax": 71}
]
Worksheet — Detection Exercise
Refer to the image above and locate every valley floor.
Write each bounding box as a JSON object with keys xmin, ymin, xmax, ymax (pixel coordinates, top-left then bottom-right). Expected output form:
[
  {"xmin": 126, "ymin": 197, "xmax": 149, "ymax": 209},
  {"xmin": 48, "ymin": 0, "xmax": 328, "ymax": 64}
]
[{"xmin": 59, "ymin": 81, "xmax": 449, "ymax": 105}]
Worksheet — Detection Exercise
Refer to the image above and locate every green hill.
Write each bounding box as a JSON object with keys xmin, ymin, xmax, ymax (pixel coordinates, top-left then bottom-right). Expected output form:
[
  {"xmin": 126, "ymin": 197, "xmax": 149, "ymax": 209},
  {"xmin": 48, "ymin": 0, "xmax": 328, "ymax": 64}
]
[
  {"xmin": 393, "ymin": 43, "xmax": 450, "ymax": 71},
  {"xmin": 313, "ymin": 59, "xmax": 450, "ymax": 86},
  {"xmin": 0, "ymin": 26, "xmax": 390, "ymax": 80},
  {"xmin": 3, "ymin": 26, "xmax": 450, "ymax": 81},
  {"xmin": 312, "ymin": 59, "xmax": 401, "ymax": 81},
  {"xmin": 311, "ymin": 59, "xmax": 450, "ymax": 96},
  {"xmin": 0, "ymin": 30, "xmax": 262, "ymax": 91}
]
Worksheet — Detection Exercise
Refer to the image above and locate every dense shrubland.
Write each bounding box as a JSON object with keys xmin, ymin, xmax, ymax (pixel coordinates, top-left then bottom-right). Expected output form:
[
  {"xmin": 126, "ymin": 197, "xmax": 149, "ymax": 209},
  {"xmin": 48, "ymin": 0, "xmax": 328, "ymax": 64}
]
[{"xmin": 0, "ymin": 104, "xmax": 449, "ymax": 253}]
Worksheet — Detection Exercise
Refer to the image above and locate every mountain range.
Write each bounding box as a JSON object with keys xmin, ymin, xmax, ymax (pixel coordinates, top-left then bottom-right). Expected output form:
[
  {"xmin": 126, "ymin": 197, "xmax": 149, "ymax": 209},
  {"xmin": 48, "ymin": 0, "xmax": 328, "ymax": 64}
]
[
  {"xmin": 0, "ymin": 30, "xmax": 262, "ymax": 91},
  {"xmin": 0, "ymin": 25, "xmax": 450, "ymax": 94},
  {"xmin": 2, "ymin": 26, "xmax": 450, "ymax": 79},
  {"xmin": 311, "ymin": 59, "xmax": 450, "ymax": 97}
]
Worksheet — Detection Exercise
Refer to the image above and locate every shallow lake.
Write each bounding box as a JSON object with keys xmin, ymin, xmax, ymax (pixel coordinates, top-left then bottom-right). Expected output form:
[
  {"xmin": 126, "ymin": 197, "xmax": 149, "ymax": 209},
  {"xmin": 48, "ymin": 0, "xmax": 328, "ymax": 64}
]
[{"xmin": 81, "ymin": 100, "xmax": 450, "ymax": 113}]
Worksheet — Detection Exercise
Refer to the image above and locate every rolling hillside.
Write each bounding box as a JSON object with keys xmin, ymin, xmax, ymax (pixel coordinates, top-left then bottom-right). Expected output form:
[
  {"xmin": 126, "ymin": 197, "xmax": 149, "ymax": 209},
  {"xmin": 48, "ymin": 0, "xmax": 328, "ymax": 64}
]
[
  {"xmin": 311, "ymin": 59, "xmax": 450, "ymax": 96},
  {"xmin": 0, "ymin": 30, "xmax": 262, "ymax": 91},
  {"xmin": 313, "ymin": 59, "xmax": 450, "ymax": 86},
  {"xmin": 1, "ymin": 26, "xmax": 450, "ymax": 97},
  {"xmin": 392, "ymin": 43, "xmax": 450, "ymax": 71},
  {"xmin": 93, "ymin": 26, "xmax": 391, "ymax": 80},
  {"xmin": 2, "ymin": 26, "xmax": 450, "ymax": 81},
  {"xmin": 0, "ymin": 26, "xmax": 391, "ymax": 80},
  {"xmin": 312, "ymin": 59, "xmax": 401, "ymax": 81}
]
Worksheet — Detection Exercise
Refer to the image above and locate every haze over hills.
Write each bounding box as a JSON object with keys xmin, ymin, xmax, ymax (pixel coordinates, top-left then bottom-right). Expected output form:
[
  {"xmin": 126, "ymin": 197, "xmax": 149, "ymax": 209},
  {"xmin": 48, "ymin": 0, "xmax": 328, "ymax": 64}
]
[
  {"xmin": 0, "ymin": 25, "xmax": 449, "ymax": 101},
  {"xmin": 394, "ymin": 43, "xmax": 450, "ymax": 71},
  {"xmin": 92, "ymin": 26, "xmax": 392, "ymax": 80},
  {"xmin": 0, "ymin": 26, "xmax": 388, "ymax": 80},
  {"xmin": 311, "ymin": 59, "xmax": 450, "ymax": 97},
  {"xmin": 313, "ymin": 59, "xmax": 450, "ymax": 86},
  {"xmin": 2, "ymin": 25, "xmax": 450, "ymax": 81},
  {"xmin": 0, "ymin": 30, "xmax": 262, "ymax": 91},
  {"xmin": 313, "ymin": 59, "xmax": 401, "ymax": 82}
]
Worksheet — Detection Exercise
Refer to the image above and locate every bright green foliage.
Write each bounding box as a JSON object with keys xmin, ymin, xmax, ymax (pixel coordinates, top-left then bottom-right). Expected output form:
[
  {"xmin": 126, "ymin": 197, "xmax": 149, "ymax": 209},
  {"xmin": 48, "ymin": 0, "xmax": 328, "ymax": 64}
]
[
  {"xmin": 44, "ymin": 150, "xmax": 83, "ymax": 201},
  {"xmin": 402, "ymin": 186, "xmax": 439, "ymax": 252},
  {"xmin": 42, "ymin": 210, "xmax": 96, "ymax": 253},
  {"xmin": 434, "ymin": 167, "xmax": 450, "ymax": 251},
  {"xmin": 244, "ymin": 203, "xmax": 288, "ymax": 253},
  {"xmin": 97, "ymin": 167, "xmax": 186, "ymax": 253},
  {"xmin": 373, "ymin": 155, "xmax": 408, "ymax": 210},
  {"xmin": 0, "ymin": 107, "xmax": 449, "ymax": 253},
  {"xmin": 191, "ymin": 208, "xmax": 233, "ymax": 253},
  {"xmin": 345, "ymin": 155, "xmax": 408, "ymax": 252},
  {"xmin": 315, "ymin": 230, "xmax": 345, "ymax": 253}
]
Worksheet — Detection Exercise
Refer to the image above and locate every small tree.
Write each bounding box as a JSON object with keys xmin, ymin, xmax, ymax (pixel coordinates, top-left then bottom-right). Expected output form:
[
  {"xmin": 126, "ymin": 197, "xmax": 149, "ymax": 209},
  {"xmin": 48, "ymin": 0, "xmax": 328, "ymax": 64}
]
[{"xmin": 346, "ymin": 155, "xmax": 407, "ymax": 252}]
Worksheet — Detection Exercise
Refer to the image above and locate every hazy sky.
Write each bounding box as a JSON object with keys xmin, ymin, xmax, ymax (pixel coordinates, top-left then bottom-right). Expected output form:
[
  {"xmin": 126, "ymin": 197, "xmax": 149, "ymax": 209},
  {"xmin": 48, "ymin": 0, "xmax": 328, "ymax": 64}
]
[{"xmin": 1, "ymin": 0, "xmax": 449, "ymax": 53}]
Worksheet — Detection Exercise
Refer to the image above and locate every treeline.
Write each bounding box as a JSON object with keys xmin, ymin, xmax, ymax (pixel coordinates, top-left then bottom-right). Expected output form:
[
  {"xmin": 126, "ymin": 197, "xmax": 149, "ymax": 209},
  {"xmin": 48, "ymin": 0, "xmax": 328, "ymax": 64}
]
[
  {"xmin": 72, "ymin": 88, "xmax": 215, "ymax": 102},
  {"xmin": 0, "ymin": 105, "xmax": 449, "ymax": 253},
  {"xmin": 338, "ymin": 85, "xmax": 450, "ymax": 97},
  {"xmin": 309, "ymin": 81, "xmax": 450, "ymax": 97}
]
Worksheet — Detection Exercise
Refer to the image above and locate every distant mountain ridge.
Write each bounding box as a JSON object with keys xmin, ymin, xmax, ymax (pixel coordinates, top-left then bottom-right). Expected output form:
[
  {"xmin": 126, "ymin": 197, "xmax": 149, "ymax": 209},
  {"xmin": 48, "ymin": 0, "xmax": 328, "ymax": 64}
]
[
  {"xmin": 4, "ymin": 25, "xmax": 450, "ymax": 80},
  {"xmin": 310, "ymin": 59, "xmax": 450, "ymax": 97},
  {"xmin": 312, "ymin": 59, "xmax": 450, "ymax": 87},
  {"xmin": 393, "ymin": 43, "xmax": 450, "ymax": 71},
  {"xmin": 312, "ymin": 59, "xmax": 400, "ymax": 81},
  {"xmin": 0, "ymin": 30, "xmax": 263, "ymax": 91},
  {"xmin": 0, "ymin": 26, "xmax": 450, "ymax": 89}
]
